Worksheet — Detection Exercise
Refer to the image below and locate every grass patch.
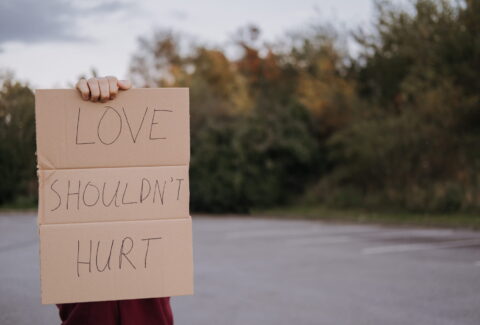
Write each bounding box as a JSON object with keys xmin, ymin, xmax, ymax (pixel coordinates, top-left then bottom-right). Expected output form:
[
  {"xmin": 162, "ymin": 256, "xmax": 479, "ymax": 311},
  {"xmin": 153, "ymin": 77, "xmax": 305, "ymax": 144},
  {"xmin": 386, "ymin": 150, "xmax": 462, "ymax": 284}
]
[{"xmin": 255, "ymin": 204, "xmax": 480, "ymax": 230}]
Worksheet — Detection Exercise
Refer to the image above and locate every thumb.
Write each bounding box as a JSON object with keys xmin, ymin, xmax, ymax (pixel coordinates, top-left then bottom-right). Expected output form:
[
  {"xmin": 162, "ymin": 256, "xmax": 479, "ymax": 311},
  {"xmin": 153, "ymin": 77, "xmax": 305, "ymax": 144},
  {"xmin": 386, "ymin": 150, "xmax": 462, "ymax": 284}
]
[{"xmin": 117, "ymin": 79, "xmax": 132, "ymax": 90}]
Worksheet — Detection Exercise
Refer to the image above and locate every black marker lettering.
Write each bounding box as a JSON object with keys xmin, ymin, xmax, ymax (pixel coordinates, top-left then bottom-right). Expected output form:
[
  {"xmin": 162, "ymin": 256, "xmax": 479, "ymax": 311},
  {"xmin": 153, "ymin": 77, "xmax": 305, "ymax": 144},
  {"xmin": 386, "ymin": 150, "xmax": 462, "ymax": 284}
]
[
  {"xmin": 176, "ymin": 178, "xmax": 184, "ymax": 200},
  {"xmin": 75, "ymin": 107, "xmax": 95, "ymax": 145},
  {"xmin": 97, "ymin": 106, "xmax": 122, "ymax": 145},
  {"xmin": 67, "ymin": 180, "xmax": 81, "ymax": 210},
  {"xmin": 50, "ymin": 179, "xmax": 61, "ymax": 211},
  {"xmin": 119, "ymin": 237, "xmax": 136, "ymax": 270},
  {"xmin": 140, "ymin": 178, "xmax": 151, "ymax": 203},
  {"xmin": 83, "ymin": 181, "xmax": 100, "ymax": 207},
  {"xmin": 77, "ymin": 240, "xmax": 92, "ymax": 277},
  {"xmin": 141, "ymin": 237, "xmax": 162, "ymax": 268},
  {"xmin": 122, "ymin": 183, "xmax": 137, "ymax": 205},
  {"xmin": 123, "ymin": 106, "xmax": 148, "ymax": 143},
  {"xmin": 153, "ymin": 180, "xmax": 166, "ymax": 205},
  {"xmin": 149, "ymin": 109, "xmax": 172, "ymax": 140},
  {"xmin": 102, "ymin": 181, "xmax": 121, "ymax": 207},
  {"xmin": 95, "ymin": 240, "xmax": 114, "ymax": 272}
]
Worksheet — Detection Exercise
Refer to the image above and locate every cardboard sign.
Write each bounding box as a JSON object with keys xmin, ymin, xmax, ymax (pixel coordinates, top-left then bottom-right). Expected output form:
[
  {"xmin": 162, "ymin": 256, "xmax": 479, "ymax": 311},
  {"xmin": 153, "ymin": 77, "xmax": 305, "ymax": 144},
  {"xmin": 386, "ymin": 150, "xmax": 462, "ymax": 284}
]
[
  {"xmin": 35, "ymin": 89, "xmax": 189, "ymax": 169},
  {"xmin": 38, "ymin": 165, "xmax": 189, "ymax": 224},
  {"xmin": 35, "ymin": 89, "xmax": 193, "ymax": 304}
]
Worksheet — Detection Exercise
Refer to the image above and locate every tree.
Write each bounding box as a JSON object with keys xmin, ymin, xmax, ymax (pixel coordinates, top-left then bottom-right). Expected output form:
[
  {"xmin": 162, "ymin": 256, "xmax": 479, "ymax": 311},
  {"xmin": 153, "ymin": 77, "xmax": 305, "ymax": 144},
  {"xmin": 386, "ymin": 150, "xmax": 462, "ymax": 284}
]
[{"xmin": 0, "ymin": 73, "xmax": 36, "ymax": 206}]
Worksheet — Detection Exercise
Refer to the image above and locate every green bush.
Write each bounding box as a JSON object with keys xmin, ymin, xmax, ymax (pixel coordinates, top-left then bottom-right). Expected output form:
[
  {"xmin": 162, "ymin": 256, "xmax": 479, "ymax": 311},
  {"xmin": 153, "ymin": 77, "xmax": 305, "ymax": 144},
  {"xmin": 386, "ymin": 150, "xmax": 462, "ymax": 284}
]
[
  {"xmin": 0, "ymin": 75, "xmax": 36, "ymax": 206},
  {"xmin": 190, "ymin": 101, "xmax": 319, "ymax": 213}
]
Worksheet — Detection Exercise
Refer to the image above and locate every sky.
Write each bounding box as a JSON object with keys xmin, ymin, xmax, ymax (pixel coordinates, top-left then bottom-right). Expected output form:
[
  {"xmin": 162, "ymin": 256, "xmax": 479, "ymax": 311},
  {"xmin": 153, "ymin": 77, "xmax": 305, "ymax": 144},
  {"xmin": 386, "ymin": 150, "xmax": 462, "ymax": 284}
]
[{"xmin": 0, "ymin": 0, "xmax": 379, "ymax": 88}]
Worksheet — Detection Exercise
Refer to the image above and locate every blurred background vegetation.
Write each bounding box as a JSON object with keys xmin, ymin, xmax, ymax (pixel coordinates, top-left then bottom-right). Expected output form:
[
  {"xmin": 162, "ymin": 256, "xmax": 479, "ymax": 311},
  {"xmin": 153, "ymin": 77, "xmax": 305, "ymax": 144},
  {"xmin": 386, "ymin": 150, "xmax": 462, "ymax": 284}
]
[{"xmin": 1, "ymin": 0, "xmax": 480, "ymax": 220}]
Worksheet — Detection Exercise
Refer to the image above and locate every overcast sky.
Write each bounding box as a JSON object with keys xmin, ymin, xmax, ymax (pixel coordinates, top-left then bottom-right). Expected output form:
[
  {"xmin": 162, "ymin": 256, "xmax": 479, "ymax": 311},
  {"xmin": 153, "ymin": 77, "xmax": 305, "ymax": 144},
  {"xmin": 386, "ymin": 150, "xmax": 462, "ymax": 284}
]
[{"xmin": 0, "ymin": 0, "xmax": 380, "ymax": 88}]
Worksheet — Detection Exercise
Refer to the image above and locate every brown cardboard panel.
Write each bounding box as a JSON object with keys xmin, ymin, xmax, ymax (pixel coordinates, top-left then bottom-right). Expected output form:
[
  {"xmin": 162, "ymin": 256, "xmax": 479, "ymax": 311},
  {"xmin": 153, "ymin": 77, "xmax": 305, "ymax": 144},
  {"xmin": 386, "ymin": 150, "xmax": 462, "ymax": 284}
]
[
  {"xmin": 40, "ymin": 217, "xmax": 193, "ymax": 304},
  {"xmin": 35, "ymin": 88, "xmax": 189, "ymax": 170},
  {"xmin": 38, "ymin": 165, "xmax": 189, "ymax": 224},
  {"xmin": 36, "ymin": 88, "xmax": 193, "ymax": 304}
]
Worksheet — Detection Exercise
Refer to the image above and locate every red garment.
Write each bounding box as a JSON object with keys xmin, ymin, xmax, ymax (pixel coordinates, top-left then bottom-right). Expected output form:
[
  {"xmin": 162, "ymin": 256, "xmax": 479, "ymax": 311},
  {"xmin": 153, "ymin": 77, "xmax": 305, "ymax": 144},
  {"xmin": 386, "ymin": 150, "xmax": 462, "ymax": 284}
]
[{"xmin": 57, "ymin": 298, "xmax": 173, "ymax": 325}]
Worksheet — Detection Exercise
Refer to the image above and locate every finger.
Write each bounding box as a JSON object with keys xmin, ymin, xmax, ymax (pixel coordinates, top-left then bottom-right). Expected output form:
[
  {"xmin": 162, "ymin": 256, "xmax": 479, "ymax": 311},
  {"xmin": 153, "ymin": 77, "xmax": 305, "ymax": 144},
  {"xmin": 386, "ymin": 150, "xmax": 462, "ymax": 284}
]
[
  {"xmin": 117, "ymin": 80, "xmax": 132, "ymax": 90},
  {"xmin": 87, "ymin": 78, "xmax": 100, "ymax": 102},
  {"xmin": 98, "ymin": 78, "xmax": 110, "ymax": 103},
  {"xmin": 106, "ymin": 76, "xmax": 118, "ymax": 99},
  {"xmin": 76, "ymin": 79, "xmax": 90, "ymax": 100}
]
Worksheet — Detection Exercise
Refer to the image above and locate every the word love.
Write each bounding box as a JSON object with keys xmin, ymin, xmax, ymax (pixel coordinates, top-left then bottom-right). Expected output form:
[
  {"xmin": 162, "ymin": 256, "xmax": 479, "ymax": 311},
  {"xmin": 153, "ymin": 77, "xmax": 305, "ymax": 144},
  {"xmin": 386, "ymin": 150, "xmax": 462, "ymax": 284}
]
[{"xmin": 75, "ymin": 106, "xmax": 172, "ymax": 145}]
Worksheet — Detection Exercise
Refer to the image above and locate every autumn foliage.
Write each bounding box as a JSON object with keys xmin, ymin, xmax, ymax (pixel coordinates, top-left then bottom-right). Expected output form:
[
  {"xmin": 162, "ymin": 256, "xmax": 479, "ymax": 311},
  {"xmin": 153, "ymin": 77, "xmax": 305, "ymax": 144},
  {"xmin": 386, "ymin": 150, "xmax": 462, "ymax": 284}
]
[{"xmin": 1, "ymin": 0, "xmax": 479, "ymax": 214}]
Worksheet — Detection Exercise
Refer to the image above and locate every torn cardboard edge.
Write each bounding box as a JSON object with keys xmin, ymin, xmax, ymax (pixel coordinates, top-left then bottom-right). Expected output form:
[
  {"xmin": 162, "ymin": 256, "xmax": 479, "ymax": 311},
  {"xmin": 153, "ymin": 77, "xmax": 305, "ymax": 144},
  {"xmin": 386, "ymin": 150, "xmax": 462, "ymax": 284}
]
[
  {"xmin": 38, "ymin": 165, "xmax": 190, "ymax": 225},
  {"xmin": 39, "ymin": 217, "xmax": 193, "ymax": 304}
]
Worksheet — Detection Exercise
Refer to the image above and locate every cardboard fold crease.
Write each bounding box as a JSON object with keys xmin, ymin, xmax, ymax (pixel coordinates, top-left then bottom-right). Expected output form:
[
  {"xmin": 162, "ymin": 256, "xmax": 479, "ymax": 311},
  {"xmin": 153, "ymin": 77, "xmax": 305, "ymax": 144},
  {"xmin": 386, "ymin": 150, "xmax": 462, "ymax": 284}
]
[{"xmin": 35, "ymin": 88, "xmax": 193, "ymax": 304}]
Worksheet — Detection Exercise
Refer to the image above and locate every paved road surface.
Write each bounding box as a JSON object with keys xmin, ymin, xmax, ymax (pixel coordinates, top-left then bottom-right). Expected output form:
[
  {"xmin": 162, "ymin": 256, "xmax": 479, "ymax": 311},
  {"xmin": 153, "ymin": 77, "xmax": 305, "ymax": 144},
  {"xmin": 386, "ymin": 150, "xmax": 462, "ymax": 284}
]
[{"xmin": 1, "ymin": 213, "xmax": 480, "ymax": 324}]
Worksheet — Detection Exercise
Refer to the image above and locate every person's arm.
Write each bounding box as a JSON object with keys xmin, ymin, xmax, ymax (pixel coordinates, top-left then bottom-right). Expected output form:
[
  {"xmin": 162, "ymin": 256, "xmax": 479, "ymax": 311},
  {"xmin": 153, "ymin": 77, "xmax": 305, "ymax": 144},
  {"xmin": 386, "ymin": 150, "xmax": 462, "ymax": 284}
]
[{"xmin": 76, "ymin": 76, "xmax": 131, "ymax": 102}]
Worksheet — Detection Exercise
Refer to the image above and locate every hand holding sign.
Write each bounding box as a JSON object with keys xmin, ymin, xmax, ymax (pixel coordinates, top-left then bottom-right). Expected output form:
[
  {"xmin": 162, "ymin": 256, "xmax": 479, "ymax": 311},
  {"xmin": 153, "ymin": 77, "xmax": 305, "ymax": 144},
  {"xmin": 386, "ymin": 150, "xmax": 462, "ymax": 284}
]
[{"xmin": 76, "ymin": 76, "xmax": 132, "ymax": 102}]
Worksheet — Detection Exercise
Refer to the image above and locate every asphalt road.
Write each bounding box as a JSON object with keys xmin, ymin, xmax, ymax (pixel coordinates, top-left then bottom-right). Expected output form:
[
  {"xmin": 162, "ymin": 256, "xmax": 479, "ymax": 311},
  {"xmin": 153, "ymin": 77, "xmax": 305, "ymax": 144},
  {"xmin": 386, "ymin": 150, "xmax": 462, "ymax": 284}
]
[{"xmin": 1, "ymin": 213, "xmax": 480, "ymax": 325}]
